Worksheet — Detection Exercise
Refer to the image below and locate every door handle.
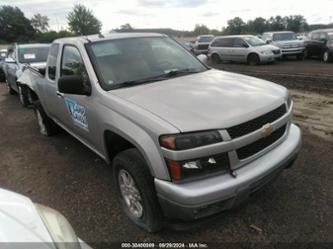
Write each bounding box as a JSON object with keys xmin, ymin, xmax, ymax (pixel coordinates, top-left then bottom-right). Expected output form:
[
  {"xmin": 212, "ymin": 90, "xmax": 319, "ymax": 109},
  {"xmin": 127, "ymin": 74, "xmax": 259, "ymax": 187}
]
[{"xmin": 56, "ymin": 91, "xmax": 64, "ymax": 98}]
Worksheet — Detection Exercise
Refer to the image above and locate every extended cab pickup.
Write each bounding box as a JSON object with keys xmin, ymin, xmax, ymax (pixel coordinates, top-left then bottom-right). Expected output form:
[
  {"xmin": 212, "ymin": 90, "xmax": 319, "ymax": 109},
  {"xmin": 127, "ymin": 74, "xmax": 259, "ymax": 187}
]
[{"xmin": 26, "ymin": 33, "xmax": 302, "ymax": 232}]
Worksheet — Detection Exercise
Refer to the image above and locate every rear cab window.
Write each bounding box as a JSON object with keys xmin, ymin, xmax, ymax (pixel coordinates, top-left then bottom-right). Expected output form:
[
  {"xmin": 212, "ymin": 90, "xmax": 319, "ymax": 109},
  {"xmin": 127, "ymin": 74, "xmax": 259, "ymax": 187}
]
[{"xmin": 47, "ymin": 44, "xmax": 59, "ymax": 81}]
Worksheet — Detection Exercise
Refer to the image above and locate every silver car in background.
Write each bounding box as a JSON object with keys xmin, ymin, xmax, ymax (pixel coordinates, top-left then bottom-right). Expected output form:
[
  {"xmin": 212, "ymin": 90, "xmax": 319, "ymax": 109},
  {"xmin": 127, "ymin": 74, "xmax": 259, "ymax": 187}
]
[
  {"xmin": 4, "ymin": 43, "xmax": 50, "ymax": 106},
  {"xmin": 209, "ymin": 35, "xmax": 281, "ymax": 65},
  {"xmin": 262, "ymin": 31, "xmax": 305, "ymax": 59},
  {"xmin": 193, "ymin": 34, "xmax": 215, "ymax": 55}
]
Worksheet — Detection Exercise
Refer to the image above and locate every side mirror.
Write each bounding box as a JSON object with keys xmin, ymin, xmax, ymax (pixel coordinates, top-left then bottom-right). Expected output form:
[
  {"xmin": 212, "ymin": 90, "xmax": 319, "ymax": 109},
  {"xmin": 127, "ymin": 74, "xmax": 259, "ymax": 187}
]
[
  {"xmin": 242, "ymin": 43, "xmax": 249, "ymax": 48},
  {"xmin": 197, "ymin": 54, "xmax": 208, "ymax": 64},
  {"xmin": 5, "ymin": 57, "xmax": 16, "ymax": 63},
  {"xmin": 58, "ymin": 75, "xmax": 91, "ymax": 96},
  {"xmin": 320, "ymin": 38, "xmax": 327, "ymax": 43},
  {"xmin": 266, "ymin": 40, "xmax": 272, "ymax": 44}
]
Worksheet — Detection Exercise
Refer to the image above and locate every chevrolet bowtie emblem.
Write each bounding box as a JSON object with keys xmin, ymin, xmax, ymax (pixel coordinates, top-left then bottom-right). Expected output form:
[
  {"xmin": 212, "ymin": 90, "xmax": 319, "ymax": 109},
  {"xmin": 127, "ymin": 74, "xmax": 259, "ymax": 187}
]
[{"xmin": 261, "ymin": 123, "xmax": 273, "ymax": 138}]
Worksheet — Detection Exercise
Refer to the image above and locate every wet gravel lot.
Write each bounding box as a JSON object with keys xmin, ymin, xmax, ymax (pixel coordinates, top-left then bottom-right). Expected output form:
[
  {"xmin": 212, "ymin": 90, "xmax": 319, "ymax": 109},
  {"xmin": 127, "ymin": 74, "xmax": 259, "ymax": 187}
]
[{"xmin": 0, "ymin": 59, "xmax": 333, "ymax": 248}]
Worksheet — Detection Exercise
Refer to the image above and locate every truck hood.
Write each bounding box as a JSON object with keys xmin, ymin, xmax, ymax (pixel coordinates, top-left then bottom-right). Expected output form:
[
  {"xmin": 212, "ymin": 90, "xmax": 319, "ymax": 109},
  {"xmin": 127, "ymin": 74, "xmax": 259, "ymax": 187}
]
[{"xmin": 112, "ymin": 70, "xmax": 287, "ymax": 132}]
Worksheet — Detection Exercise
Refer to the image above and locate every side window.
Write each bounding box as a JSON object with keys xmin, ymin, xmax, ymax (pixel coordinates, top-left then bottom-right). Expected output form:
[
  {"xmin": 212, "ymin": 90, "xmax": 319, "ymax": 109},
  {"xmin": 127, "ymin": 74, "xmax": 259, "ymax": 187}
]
[
  {"xmin": 211, "ymin": 38, "xmax": 222, "ymax": 47},
  {"xmin": 311, "ymin": 32, "xmax": 320, "ymax": 40},
  {"xmin": 61, "ymin": 45, "xmax": 86, "ymax": 76},
  {"xmin": 319, "ymin": 32, "xmax": 327, "ymax": 40},
  {"xmin": 233, "ymin": 38, "xmax": 246, "ymax": 48},
  {"xmin": 220, "ymin": 38, "xmax": 233, "ymax": 47},
  {"xmin": 47, "ymin": 44, "xmax": 59, "ymax": 81}
]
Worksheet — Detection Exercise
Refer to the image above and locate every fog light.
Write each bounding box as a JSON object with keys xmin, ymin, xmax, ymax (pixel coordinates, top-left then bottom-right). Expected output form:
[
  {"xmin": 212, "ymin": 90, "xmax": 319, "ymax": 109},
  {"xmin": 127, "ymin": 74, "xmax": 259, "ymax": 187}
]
[{"xmin": 183, "ymin": 161, "xmax": 201, "ymax": 169}]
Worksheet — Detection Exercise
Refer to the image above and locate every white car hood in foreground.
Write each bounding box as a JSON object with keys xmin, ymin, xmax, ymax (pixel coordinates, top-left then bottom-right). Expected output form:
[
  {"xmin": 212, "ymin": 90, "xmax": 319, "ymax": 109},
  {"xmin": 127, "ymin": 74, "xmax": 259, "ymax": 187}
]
[{"xmin": 0, "ymin": 189, "xmax": 54, "ymax": 245}]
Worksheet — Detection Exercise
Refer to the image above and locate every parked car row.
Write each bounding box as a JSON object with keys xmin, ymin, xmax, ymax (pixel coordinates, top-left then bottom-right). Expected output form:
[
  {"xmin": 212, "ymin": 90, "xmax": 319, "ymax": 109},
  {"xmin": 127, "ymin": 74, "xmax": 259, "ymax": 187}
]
[
  {"xmin": 1, "ymin": 43, "xmax": 51, "ymax": 106},
  {"xmin": 3, "ymin": 32, "xmax": 301, "ymax": 233},
  {"xmin": 190, "ymin": 29, "xmax": 333, "ymax": 65}
]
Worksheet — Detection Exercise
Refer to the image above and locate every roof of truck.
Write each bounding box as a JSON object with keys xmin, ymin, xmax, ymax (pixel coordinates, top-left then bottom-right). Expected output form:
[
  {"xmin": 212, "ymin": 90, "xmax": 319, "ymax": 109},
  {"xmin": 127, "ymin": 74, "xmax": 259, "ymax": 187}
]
[
  {"xmin": 54, "ymin": 32, "xmax": 167, "ymax": 44},
  {"xmin": 17, "ymin": 43, "xmax": 51, "ymax": 48}
]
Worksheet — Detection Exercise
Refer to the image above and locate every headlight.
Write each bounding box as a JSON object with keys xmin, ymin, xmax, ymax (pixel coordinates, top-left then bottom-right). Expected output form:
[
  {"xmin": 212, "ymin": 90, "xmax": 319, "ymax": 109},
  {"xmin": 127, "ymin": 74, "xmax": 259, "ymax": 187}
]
[
  {"xmin": 35, "ymin": 204, "xmax": 81, "ymax": 249},
  {"xmin": 160, "ymin": 131, "xmax": 222, "ymax": 150},
  {"xmin": 166, "ymin": 153, "xmax": 229, "ymax": 181},
  {"xmin": 260, "ymin": 50, "xmax": 272, "ymax": 55}
]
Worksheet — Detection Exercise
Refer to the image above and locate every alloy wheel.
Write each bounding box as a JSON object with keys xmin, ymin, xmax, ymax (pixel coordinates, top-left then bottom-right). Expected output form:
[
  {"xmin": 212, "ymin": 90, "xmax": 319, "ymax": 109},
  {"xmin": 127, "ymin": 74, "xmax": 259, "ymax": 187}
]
[{"xmin": 118, "ymin": 169, "xmax": 143, "ymax": 218}]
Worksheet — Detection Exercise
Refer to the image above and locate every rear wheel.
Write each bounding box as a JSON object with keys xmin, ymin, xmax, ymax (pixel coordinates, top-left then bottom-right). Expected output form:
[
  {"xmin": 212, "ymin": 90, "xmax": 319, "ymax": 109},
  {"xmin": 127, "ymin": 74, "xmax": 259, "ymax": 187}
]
[
  {"xmin": 18, "ymin": 84, "xmax": 29, "ymax": 107},
  {"xmin": 34, "ymin": 101, "xmax": 60, "ymax": 136},
  {"xmin": 211, "ymin": 54, "xmax": 221, "ymax": 64},
  {"xmin": 247, "ymin": 53, "xmax": 260, "ymax": 65},
  {"xmin": 323, "ymin": 50, "xmax": 331, "ymax": 63},
  {"xmin": 113, "ymin": 148, "xmax": 163, "ymax": 232},
  {"xmin": 6, "ymin": 81, "xmax": 15, "ymax": 95}
]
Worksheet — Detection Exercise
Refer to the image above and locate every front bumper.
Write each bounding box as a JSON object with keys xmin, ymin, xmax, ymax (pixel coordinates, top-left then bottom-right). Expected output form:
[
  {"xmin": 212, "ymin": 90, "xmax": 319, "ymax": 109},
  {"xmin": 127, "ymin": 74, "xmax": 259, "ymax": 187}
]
[
  {"xmin": 281, "ymin": 47, "xmax": 305, "ymax": 55},
  {"xmin": 155, "ymin": 124, "xmax": 302, "ymax": 220},
  {"xmin": 259, "ymin": 54, "xmax": 275, "ymax": 62}
]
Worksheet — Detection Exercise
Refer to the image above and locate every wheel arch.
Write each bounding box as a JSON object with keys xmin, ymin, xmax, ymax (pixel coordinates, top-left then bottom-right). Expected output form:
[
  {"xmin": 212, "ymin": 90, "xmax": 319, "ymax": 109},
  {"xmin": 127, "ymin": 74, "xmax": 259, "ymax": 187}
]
[
  {"xmin": 247, "ymin": 52, "xmax": 260, "ymax": 61},
  {"xmin": 103, "ymin": 126, "xmax": 170, "ymax": 180}
]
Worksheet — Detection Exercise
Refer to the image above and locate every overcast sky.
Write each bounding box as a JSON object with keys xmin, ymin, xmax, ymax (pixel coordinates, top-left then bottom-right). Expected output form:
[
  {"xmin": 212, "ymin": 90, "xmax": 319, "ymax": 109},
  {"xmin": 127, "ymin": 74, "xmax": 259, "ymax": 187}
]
[{"xmin": 2, "ymin": 0, "xmax": 333, "ymax": 31}]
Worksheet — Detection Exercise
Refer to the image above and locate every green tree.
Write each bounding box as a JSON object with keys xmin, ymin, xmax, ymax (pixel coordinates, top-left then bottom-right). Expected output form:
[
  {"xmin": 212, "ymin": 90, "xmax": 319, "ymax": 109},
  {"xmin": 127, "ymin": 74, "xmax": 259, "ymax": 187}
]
[
  {"xmin": 36, "ymin": 30, "xmax": 74, "ymax": 43},
  {"xmin": 247, "ymin": 17, "xmax": 268, "ymax": 34},
  {"xmin": 268, "ymin": 16, "xmax": 286, "ymax": 31},
  {"xmin": 193, "ymin": 24, "xmax": 210, "ymax": 36},
  {"xmin": 67, "ymin": 4, "xmax": 102, "ymax": 35},
  {"xmin": 0, "ymin": 5, "xmax": 35, "ymax": 42},
  {"xmin": 284, "ymin": 15, "xmax": 308, "ymax": 32},
  {"xmin": 31, "ymin": 13, "xmax": 49, "ymax": 33},
  {"xmin": 119, "ymin": 23, "xmax": 133, "ymax": 31},
  {"xmin": 224, "ymin": 17, "xmax": 245, "ymax": 35}
]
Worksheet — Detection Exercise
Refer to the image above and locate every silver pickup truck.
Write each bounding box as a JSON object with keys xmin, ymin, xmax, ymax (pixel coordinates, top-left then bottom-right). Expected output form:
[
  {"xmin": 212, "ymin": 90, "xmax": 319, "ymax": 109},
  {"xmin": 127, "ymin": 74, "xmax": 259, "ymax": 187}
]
[{"xmin": 23, "ymin": 33, "xmax": 302, "ymax": 232}]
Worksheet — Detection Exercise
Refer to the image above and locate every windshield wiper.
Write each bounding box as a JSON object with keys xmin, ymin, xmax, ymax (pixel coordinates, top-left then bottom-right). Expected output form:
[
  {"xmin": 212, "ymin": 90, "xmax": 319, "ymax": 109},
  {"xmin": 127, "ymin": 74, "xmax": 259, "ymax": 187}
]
[{"xmin": 113, "ymin": 68, "xmax": 203, "ymax": 89}]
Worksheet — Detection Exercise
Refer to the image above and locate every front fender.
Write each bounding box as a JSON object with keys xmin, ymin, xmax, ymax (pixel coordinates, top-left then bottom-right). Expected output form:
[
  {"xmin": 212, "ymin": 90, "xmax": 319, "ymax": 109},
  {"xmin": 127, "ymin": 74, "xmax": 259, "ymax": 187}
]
[{"xmin": 101, "ymin": 112, "xmax": 171, "ymax": 181}]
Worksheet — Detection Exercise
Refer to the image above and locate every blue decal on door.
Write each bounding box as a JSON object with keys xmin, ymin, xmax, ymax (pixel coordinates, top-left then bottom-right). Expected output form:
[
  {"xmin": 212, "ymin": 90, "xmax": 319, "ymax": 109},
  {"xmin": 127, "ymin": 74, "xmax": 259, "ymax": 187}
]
[{"xmin": 64, "ymin": 98, "xmax": 89, "ymax": 131}]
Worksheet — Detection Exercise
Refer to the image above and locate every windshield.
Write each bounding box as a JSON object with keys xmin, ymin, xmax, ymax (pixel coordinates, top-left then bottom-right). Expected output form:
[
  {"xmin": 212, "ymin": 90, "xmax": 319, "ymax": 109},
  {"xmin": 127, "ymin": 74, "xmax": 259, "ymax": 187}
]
[
  {"xmin": 273, "ymin": 33, "xmax": 298, "ymax": 41},
  {"xmin": 88, "ymin": 37, "xmax": 207, "ymax": 90},
  {"xmin": 243, "ymin": 36, "xmax": 266, "ymax": 46},
  {"xmin": 18, "ymin": 46, "xmax": 50, "ymax": 63},
  {"xmin": 198, "ymin": 36, "xmax": 214, "ymax": 43}
]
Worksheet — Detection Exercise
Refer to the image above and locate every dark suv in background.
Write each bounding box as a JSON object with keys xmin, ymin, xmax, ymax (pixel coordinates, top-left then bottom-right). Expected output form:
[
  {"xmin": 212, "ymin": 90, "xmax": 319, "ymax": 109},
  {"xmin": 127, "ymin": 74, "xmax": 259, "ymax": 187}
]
[{"xmin": 305, "ymin": 29, "xmax": 333, "ymax": 62}]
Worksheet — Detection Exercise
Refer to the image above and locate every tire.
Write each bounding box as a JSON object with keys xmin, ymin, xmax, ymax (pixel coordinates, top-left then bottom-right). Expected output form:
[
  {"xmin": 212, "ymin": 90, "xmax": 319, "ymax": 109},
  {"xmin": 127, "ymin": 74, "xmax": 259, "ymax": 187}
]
[
  {"xmin": 33, "ymin": 101, "xmax": 60, "ymax": 136},
  {"xmin": 322, "ymin": 50, "xmax": 331, "ymax": 63},
  {"xmin": 296, "ymin": 53, "xmax": 305, "ymax": 60},
  {"xmin": 18, "ymin": 84, "xmax": 30, "ymax": 107},
  {"xmin": 113, "ymin": 148, "xmax": 163, "ymax": 232},
  {"xmin": 6, "ymin": 81, "xmax": 15, "ymax": 95},
  {"xmin": 247, "ymin": 53, "xmax": 260, "ymax": 65},
  {"xmin": 211, "ymin": 54, "xmax": 221, "ymax": 64}
]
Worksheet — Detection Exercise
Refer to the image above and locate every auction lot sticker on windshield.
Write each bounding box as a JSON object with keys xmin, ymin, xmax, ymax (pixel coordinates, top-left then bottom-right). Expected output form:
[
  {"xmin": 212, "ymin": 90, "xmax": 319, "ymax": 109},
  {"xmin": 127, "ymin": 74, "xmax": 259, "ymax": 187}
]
[
  {"xmin": 23, "ymin": 54, "xmax": 36, "ymax": 59},
  {"xmin": 64, "ymin": 98, "xmax": 89, "ymax": 131}
]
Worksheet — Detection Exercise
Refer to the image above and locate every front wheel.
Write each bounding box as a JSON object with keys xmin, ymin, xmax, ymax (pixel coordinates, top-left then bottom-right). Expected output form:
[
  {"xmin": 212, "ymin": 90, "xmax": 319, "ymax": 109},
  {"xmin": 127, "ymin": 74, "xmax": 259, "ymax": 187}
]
[
  {"xmin": 113, "ymin": 149, "xmax": 163, "ymax": 232},
  {"xmin": 211, "ymin": 54, "xmax": 221, "ymax": 64},
  {"xmin": 323, "ymin": 50, "xmax": 331, "ymax": 63},
  {"xmin": 247, "ymin": 54, "xmax": 260, "ymax": 65}
]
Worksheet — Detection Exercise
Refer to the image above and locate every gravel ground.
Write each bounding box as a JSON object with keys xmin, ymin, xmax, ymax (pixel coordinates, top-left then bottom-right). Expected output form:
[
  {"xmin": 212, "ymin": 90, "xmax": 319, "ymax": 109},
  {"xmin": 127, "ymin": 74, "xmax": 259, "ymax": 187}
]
[{"xmin": 0, "ymin": 60, "xmax": 333, "ymax": 248}]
